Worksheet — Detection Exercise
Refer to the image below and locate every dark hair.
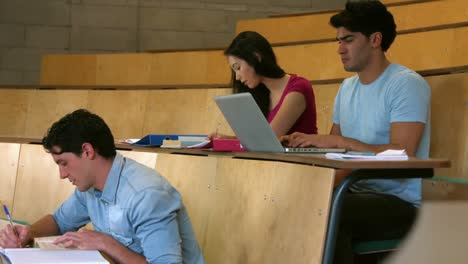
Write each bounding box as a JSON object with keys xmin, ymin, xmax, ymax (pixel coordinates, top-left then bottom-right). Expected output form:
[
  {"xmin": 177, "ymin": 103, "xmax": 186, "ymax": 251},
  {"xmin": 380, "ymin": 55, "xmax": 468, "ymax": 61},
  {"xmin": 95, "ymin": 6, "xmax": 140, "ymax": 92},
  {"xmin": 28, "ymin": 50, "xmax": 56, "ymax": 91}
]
[
  {"xmin": 42, "ymin": 109, "xmax": 116, "ymax": 159},
  {"xmin": 224, "ymin": 31, "xmax": 285, "ymax": 117},
  {"xmin": 330, "ymin": 0, "xmax": 396, "ymax": 52}
]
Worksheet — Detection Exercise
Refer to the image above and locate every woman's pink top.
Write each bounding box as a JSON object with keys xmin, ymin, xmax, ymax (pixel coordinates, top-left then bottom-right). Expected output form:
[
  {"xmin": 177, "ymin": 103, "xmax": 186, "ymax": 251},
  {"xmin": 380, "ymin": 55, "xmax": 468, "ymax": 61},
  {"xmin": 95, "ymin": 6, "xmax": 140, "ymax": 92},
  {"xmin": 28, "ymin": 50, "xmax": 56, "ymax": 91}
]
[{"xmin": 267, "ymin": 74, "xmax": 318, "ymax": 134}]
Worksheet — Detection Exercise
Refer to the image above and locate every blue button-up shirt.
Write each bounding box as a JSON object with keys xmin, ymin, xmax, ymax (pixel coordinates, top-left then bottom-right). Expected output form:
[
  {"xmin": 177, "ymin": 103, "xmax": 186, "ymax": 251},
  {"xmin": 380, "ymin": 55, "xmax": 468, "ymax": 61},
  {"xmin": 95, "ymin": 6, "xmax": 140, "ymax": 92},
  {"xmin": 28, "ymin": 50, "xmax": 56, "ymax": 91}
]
[{"xmin": 53, "ymin": 153, "xmax": 204, "ymax": 264}]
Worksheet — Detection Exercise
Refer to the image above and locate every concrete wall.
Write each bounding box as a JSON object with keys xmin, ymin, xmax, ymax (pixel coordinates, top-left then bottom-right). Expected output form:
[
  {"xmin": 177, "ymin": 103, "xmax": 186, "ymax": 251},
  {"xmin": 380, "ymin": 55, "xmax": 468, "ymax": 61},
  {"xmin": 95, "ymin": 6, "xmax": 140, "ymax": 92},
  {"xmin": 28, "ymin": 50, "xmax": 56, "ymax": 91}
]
[{"xmin": 0, "ymin": 0, "xmax": 345, "ymax": 85}]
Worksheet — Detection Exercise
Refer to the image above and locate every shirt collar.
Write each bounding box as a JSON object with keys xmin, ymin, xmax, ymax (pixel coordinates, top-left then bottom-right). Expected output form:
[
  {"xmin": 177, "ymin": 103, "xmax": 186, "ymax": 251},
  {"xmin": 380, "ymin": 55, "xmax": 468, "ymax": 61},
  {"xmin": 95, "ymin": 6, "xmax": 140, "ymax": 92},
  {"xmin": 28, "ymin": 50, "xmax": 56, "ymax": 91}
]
[{"xmin": 99, "ymin": 152, "xmax": 124, "ymax": 204}]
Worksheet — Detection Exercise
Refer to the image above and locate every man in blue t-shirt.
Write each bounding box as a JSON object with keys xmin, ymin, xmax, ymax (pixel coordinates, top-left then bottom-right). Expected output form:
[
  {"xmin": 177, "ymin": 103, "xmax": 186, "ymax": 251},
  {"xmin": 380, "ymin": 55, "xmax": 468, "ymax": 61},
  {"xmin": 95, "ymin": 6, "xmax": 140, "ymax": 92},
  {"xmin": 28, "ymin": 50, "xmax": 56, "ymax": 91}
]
[{"xmin": 282, "ymin": 1, "xmax": 430, "ymax": 263}]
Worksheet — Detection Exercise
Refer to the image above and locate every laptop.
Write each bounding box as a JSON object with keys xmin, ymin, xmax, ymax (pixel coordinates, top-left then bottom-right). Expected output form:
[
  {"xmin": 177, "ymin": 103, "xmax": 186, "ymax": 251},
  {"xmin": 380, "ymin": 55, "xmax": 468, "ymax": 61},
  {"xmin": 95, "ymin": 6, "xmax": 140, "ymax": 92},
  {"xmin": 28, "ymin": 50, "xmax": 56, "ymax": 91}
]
[{"xmin": 214, "ymin": 93, "xmax": 346, "ymax": 153}]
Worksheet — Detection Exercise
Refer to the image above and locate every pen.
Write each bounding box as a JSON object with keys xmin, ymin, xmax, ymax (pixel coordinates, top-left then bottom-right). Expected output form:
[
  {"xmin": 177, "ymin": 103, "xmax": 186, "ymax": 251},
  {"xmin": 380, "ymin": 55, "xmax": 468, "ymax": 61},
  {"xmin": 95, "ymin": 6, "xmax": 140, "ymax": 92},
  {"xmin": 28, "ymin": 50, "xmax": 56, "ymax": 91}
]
[{"xmin": 2, "ymin": 204, "xmax": 19, "ymax": 238}]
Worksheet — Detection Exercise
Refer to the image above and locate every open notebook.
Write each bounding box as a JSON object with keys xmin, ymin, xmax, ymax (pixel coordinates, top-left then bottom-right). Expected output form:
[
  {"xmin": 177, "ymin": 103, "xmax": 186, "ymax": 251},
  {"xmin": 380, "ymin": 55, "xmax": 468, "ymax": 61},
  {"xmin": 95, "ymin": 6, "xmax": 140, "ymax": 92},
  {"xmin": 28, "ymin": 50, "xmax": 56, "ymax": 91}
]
[
  {"xmin": 214, "ymin": 93, "xmax": 345, "ymax": 153},
  {"xmin": 0, "ymin": 248, "xmax": 109, "ymax": 264}
]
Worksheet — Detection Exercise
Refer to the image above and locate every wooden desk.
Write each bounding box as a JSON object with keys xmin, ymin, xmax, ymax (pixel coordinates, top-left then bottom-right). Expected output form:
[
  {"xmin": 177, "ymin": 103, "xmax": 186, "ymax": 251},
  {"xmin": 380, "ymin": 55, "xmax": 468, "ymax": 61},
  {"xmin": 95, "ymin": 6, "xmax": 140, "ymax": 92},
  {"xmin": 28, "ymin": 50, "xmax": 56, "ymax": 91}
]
[
  {"xmin": 117, "ymin": 144, "xmax": 450, "ymax": 264},
  {"xmin": 0, "ymin": 139, "xmax": 450, "ymax": 264}
]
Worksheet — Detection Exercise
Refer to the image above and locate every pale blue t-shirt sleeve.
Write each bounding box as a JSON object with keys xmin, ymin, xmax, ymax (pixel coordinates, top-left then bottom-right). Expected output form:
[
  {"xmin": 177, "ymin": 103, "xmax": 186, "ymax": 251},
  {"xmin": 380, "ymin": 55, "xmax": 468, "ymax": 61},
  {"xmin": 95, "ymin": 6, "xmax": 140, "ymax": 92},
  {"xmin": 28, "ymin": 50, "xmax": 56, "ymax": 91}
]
[
  {"xmin": 53, "ymin": 189, "xmax": 91, "ymax": 234},
  {"xmin": 389, "ymin": 73, "xmax": 430, "ymax": 123}
]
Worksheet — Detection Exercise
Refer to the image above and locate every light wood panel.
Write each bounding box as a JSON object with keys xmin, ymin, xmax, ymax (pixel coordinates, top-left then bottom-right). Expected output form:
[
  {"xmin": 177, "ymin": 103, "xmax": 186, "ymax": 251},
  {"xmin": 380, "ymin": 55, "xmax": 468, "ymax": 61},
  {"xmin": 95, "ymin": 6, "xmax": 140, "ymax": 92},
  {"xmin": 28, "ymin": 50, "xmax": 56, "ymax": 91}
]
[
  {"xmin": 147, "ymin": 50, "xmax": 229, "ymax": 86},
  {"xmin": 24, "ymin": 90, "xmax": 90, "ymax": 138},
  {"xmin": 87, "ymin": 90, "xmax": 149, "ymax": 140},
  {"xmin": 13, "ymin": 144, "xmax": 75, "ymax": 223},
  {"xmin": 0, "ymin": 89, "xmax": 31, "ymax": 137},
  {"xmin": 0, "ymin": 88, "xmax": 234, "ymax": 140},
  {"xmin": 155, "ymin": 154, "xmax": 218, "ymax": 249},
  {"xmin": 40, "ymin": 27, "xmax": 468, "ymax": 86},
  {"xmin": 41, "ymin": 51, "xmax": 231, "ymax": 86},
  {"xmin": 381, "ymin": 0, "xmax": 430, "ymax": 4},
  {"xmin": 236, "ymin": 0, "xmax": 467, "ymax": 45},
  {"xmin": 276, "ymin": 26, "xmax": 468, "ymax": 82},
  {"xmin": 95, "ymin": 54, "xmax": 153, "ymax": 86},
  {"xmin": 423, "ymin": 180, "xmax": 468, "ymax": 200},
  {"xmin": 118, "ymin": 150, "xmax": 157, "ymax": 169},
  {"xmin": 142, "ymin": 88, "xmax": 233, "ymax": 135},
  {"xmin": 40, "ymin": 54, "xmax": 97, "ymax": 85},
  {"xmin": 0, "ymin": 143, "xmax": 20, "ymax": 218},
  {"xmin": 426, "ymin": 72, "xmax": 468, "ymax": 179},
  {"xmin": 204, "ymin": 158, "xmax": 334, "ymax": 264}
]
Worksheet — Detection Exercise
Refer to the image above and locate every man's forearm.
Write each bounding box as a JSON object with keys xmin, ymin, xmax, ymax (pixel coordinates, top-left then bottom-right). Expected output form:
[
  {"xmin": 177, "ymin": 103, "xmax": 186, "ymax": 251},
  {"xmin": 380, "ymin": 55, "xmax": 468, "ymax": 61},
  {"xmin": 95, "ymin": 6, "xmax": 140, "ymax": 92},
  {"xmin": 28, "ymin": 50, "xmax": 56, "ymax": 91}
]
[{"xmin": 340, "ymin": 137, "xmax": 406, "ymax": 154}]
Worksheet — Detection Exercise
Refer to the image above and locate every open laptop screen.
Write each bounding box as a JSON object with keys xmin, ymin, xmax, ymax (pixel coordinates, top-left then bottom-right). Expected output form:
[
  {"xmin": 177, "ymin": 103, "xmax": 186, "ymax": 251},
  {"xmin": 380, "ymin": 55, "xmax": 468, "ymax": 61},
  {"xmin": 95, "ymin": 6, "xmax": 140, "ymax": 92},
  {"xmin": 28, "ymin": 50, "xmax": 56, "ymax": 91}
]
[{"xmin": 214, "ymin": 93, "xmax": 345, "ymax": 153}]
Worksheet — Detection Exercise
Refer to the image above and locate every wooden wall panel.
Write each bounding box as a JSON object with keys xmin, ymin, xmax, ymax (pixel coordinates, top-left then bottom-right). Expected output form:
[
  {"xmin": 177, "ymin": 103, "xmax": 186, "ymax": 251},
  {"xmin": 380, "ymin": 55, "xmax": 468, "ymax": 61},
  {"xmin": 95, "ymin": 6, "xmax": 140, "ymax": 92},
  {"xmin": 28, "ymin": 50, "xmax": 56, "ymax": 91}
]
[
  {"xmin": 24, "ymin": 90, "xmax": 90, "ymax": 138},
  {"xmin": 141, "ymin": 88, "xmax": 233, "ymax": 135},
  {"xmin": 156, "ymin": 154, "xmax": 335, "ymax": 264},
  {"xmin": 95, "ymin": 54, "xmax": 153, "ymax": 86},
  {"xmin": 118, "ymin": 150, "xmax": 157, "ymax": 169},
  {"xmin": 40, "ymin": 55, "xmax": 97, "ymax": 85},
  {"xmin": 0, "ymin": 143, "xmax": 20, "ymax": 219},
  {"xmin": 87, "ymin": 90, "xmax": 149, "ymax": 140},
  {"xmin": 426, "ymin": 72, "xmax": 468, "ymax": 179},
  {"xmin": 147, "ymin": 50, "xmax": 230, "ymax": 86},
  {"xmin": 0, "ymin": 89, "xmax": 31, "ymax": 137},
  {"xmin": 13, "ymin": 144, "xmax": 75, "ymax": 223},
  {"xmin": 423, "ymin": 180, "xmax": 468, "ymax": 200},
  {"xmin": 236, "ymin": 0, "xmax": 466, "ymax": 45},
  {"xmin": 41, "ymin": 51, "xmax": 230, "ymax": 86},
  {"xmin": 40, "ymin": 27, "xmax": 468, "ymax": 86},
  {"xmin": 204, "ymin": 158, "xmax": 334, "ymax": 264},
  {"xmin": 381, "ymin": 0, "xmax": 430, "ymax": 4}
]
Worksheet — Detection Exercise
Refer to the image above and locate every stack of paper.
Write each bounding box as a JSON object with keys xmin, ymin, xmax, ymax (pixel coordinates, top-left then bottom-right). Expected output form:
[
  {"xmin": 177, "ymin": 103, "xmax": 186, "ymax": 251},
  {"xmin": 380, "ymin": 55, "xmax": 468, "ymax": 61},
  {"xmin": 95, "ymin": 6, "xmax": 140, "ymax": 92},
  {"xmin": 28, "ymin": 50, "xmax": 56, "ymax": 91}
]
[{"xmin": 325, "ymin": 149, "xmax": 408, "ymax": 160}]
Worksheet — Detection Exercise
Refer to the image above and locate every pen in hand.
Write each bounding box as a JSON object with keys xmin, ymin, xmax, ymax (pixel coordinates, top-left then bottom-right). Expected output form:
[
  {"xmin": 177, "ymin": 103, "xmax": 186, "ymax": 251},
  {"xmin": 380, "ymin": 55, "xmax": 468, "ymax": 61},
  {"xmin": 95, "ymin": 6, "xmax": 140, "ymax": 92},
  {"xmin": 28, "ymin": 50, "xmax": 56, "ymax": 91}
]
[{"xmin": 2, "ymin": 204, "xmax": 20, "ymax": 242}]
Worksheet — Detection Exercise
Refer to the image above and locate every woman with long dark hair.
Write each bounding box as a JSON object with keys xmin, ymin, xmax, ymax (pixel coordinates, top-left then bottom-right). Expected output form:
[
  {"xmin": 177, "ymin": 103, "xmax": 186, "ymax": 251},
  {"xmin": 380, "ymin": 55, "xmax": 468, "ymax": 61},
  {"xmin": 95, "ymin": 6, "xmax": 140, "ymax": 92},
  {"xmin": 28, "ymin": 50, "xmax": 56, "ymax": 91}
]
[{"xmin": 220, "ymin": 31, "xmax": 317, "ymax": 138}]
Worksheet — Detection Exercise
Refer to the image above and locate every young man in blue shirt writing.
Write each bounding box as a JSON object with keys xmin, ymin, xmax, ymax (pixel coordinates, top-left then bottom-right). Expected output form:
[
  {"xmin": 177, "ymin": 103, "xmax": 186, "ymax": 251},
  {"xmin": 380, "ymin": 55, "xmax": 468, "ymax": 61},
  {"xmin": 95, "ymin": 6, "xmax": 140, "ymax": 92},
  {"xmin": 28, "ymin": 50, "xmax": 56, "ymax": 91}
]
[
  {"xmin": 283, "ymin": 1, "xmax": 431, "ymax": 263},
  {"xmin": 0, "ymin": 109, "xmax": 204, "ymax": 264}
]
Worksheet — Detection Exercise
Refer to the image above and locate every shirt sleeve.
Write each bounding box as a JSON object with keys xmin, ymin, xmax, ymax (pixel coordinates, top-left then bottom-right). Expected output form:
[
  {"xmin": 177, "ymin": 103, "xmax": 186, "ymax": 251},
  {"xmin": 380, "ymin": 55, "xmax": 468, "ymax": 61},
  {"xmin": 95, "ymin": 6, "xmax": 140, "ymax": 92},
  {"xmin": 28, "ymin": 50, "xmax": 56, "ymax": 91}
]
[
  {"xmin": 389, "ymin": 73, "xmax": 431, "ymax": 123},
  {"xmin": 286, "ymin": 77, "xmax": 314, "ymax": 102},
  {"xmin": 129, "ymin": 186, "xmax": 184, "ymax": 264},
  {"xmin": 53, "ymin": 189, "xmax": 91, "ymax": 234}
]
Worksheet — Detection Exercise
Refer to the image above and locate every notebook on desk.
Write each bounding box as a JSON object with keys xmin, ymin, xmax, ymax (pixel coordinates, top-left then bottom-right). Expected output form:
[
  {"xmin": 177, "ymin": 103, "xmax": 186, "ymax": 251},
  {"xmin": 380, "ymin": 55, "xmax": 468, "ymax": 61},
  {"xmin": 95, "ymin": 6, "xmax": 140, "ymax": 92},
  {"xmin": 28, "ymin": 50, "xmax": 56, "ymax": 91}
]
[
  {"xmin": 0, "ymin": 248, "xmax": 109, "ymax": 264},
  {"xmin": 214, "ymin": 93, "xmax": 346, "ymax": 154}
]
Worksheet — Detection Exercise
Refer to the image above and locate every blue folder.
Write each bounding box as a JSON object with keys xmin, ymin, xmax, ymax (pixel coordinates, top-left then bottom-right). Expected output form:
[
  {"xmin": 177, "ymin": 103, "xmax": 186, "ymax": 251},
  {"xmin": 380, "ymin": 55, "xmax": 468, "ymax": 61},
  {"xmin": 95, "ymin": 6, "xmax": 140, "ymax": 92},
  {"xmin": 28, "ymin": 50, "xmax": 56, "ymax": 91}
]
[{"xmin": 132, "ymin": 134, "xmax": 207, "ymax": 147}]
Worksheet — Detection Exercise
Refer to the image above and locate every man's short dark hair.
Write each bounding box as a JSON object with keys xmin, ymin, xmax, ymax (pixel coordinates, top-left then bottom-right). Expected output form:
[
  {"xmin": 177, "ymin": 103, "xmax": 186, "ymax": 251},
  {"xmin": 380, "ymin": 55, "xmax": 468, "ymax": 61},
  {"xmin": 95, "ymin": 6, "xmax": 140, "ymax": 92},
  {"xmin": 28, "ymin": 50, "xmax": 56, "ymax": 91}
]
[
  {"xmin": 330, "ymin": 0, "xmax": 397, "ymax": 51},
  {"xmin": 42, "ymin": 109, "xmax": 116, "ymax": 158}
]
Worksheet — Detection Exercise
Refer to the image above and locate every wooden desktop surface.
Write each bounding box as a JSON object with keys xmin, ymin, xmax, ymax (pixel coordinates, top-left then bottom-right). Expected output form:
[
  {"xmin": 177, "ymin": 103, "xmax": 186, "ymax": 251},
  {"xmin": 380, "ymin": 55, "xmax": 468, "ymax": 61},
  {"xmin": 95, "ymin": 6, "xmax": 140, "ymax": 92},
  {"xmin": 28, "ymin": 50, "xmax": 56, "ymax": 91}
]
[
  {"xmin": 114, "ymin": 143, "xmax": 450, "ymax": 170},
  {"xmin": 0, "ymin": 137, "xmax": 450, "ymax": 170}
]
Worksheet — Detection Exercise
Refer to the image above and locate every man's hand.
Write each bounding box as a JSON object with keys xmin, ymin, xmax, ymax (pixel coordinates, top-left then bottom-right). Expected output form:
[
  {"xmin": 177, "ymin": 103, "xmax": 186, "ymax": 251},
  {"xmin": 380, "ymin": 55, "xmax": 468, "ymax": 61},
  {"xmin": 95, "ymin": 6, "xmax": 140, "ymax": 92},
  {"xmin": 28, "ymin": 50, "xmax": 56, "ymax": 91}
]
[
  {"xmin": 281, "ymin": 132, "xmax": 343, "ymax": 148},
  {"xmin": 0, "ymin": 224, "xmax": 31, "ymax": 248},
  {"xmin": 53, "ymin": 229, "xmax": 110, "ymax": 251}
]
